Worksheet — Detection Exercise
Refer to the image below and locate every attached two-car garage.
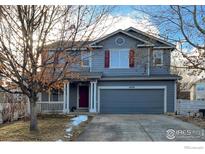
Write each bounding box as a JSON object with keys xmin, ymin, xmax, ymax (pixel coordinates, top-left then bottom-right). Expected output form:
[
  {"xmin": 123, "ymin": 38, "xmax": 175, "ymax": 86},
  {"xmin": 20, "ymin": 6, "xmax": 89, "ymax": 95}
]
[{"xmin": 98, "ymin": 86, "xmax": 167, "ymax": 114}]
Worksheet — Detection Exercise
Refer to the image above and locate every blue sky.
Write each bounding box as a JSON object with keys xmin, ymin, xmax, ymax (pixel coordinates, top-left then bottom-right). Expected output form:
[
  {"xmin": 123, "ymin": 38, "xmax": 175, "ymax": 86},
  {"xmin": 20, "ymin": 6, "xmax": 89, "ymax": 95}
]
[{"xmin": 108, "ymin": 5, "xmax": 203, "ymax": 53}]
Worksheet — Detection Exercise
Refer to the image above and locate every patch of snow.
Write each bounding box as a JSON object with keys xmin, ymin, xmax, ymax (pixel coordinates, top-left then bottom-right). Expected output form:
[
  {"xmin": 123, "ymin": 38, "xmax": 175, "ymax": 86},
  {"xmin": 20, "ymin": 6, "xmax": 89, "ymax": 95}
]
[
  {"xmin": 70, "ymin": 115, "xmax": 88, "ymax": 126},
  {"xmin": 56, "ymin": 139, "xmax": 63, "ymax": 142},
  {"xmin": 66, "ymin": 127, "xmax": 72, "ymax": 133}
]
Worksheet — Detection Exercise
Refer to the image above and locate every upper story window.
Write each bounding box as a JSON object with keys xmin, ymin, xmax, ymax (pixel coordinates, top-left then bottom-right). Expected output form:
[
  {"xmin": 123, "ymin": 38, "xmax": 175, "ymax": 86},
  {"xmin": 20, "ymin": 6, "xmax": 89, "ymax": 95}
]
[
  {"xmin": 81, "ymin": 51, "xmax": 90, "ymax": 67},
  {"xmin": 110, "ymin": 49, "xmax": 129, "ymax": 68},
  {"xmin": 153, "ymin": 50, "xmax": 163, "ymax": 66},
  {"xmin": 47, "ymin": 49, "xmax": 65, "ymax": 64}
]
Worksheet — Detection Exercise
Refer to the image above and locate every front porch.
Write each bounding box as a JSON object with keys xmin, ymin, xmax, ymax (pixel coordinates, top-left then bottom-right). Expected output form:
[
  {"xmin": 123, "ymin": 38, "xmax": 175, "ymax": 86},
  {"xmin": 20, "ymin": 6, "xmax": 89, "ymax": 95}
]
[{"xmin": 37, "ymin": 81, "xmax": 98, "ymax": 114}]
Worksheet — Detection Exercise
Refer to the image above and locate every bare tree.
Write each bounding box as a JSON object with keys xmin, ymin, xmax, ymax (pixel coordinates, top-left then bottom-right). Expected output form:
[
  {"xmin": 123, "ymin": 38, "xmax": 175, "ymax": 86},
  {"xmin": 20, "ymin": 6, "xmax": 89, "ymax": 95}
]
[
  {"xmin": 0, "ymin": 5, "xmax": 112, "ymax": 131},
  {"xmin": 134, "ymin": 6, "xmax": 205, "ymax": 74}
]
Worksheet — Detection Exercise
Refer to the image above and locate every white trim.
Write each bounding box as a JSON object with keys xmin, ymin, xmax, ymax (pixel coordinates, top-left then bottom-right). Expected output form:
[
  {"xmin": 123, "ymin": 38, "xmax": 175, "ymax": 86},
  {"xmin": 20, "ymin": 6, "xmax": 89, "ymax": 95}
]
[
  {"xmin": 137, "ymin": 44, "xmax": 154, "ymax": 47},
  {"xmin": 66, "ymin": 82, "xmax": 70, "ymax": 113},
  {"xmin": 89, "ymin": 82, "xmax": 93, "ymax": 112},
  {"xmin": 98, "ymin": 86, "xmax": 167, "ymax": 113},
  {"xmin": 109, "ymin": 49, "xmax": 129, "ymax": 69},
  {"xmin": 93, "ymin": 81, "xmax": 97, "ymax": 112},
  {"xmin": 147, "ymin": 48, "xmax": 150, "ymax": 76},
  {"xmin": 89, "ymin": 81, "xmax": 97, "ymax": 113},
  {"xmin": 174, "ymin": 81, "xmax": 177, "ymax": 112},
  {"xmin": 63, "ymin": 83, "xmax": 67, "ymax": 113},
  {"xmin": 100, "ymin": 77, "xmax": 180, "ymax": 81},
  {"xmin": 89, "ymin": 29, "xmax": 153, "ymax": 46},
  {"xmin": 153, "ymin": 47, "xmax": 175, "ymax": 49},
  {"xmin": 125, "ymin": 27, "xmax": 175, "ymax": 48},
  {"xmin": 37, "ymin": 101, "xmax": 64, "ymax": 104}
]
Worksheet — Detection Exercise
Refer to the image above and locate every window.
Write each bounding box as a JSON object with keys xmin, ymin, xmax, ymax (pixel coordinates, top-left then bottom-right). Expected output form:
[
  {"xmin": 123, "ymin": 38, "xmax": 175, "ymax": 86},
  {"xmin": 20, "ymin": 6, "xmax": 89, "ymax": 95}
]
[
  {"xmin": 48, "ymin": 50, "xmax": 55, "ymax": 57},
  {"xmin": 50, "ymin": 89, "xmax": 63, "ymax": 101},
  {"xmin": 42, "ymin": 91, "xmax": 49, "ymax": 101},
  {"xmin": 196, "ymin": 85, "xmax": 205, "ymax": 91},
  {"xmin": 81, "ymin": 51, "xmax": 90, "ymax": 67},
  {"xmin": 110, "ymin": 49, "xmax": 129, "ymax": 68},
  {"xmin": 153, "ymin": 50, "xmax": 163, "ymax": 66},
  {"xmin": 41, "ymin": 89, "xmax": 64, "ymax": 102}
]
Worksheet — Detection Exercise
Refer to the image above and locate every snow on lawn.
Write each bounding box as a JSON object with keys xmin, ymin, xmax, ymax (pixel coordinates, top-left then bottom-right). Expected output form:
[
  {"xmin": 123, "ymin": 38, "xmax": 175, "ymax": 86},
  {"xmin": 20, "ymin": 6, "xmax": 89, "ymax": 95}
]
[
  {"xmin": 66, "ymin": 127, "xmax": 72, "ymax": 133},
  {"xmin": 70, "ymin": 115, "xmax": 88, "ymax": 126},
  {"xmin": 62, "ymin": 115, "xmax": 88, "ymax": 140}
]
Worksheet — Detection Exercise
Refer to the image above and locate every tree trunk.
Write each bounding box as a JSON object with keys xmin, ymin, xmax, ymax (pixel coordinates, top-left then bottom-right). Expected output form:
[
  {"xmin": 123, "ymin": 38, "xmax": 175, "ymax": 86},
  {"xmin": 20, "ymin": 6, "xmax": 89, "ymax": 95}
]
[{"xmin": 29, "ymin": 98, "xmax": 38, "ymax": 131}]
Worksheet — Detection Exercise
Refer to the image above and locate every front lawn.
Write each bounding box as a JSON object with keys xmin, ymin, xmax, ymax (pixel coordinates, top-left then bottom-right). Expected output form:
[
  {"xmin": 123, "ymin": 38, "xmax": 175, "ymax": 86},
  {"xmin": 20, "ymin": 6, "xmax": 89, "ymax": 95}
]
[{"xmin": 0, "ymin": 115, "xmax": 92, "ymax": 141}]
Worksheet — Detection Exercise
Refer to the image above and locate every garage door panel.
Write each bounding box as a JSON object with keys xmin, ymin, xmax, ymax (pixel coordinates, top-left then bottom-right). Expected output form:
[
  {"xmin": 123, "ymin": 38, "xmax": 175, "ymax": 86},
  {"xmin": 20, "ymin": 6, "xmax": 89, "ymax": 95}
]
[{"xmin": 100, "ymin": 89, "xmax": 164, "ymax": 114}]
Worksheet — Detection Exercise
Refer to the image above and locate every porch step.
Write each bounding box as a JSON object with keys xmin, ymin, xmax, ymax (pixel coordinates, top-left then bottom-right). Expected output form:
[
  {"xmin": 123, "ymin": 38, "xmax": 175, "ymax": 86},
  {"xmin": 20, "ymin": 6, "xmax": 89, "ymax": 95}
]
[{"xmin": 75, "ymin": 109, "xmax": 89, "ymax": 112}]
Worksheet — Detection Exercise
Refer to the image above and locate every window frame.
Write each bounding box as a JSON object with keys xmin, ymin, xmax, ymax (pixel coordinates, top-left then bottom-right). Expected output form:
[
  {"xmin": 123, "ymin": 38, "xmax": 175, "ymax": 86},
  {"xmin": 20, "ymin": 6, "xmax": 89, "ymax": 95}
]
[
  {"xmin": 153, "ymin": 50, "xmax": 163, "ymax": 66},
  {"xmin": 109, "ymin": 49, "xmax": 129, "ymax": 69},
  {"xmin": 41, "ymin": 89, "xmax": 64, "ymax": 102},
  {"xmin": 81, "ymin": 51, "xmax": 91, "ymax": 67}
]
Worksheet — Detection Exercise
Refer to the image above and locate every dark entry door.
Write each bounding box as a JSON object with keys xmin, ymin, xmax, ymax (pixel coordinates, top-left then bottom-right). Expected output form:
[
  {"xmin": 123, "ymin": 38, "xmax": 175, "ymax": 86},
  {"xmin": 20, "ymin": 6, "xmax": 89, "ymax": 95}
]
[{"xmin": 79, "ymin": 86, "xmax": 89, "ymax": 108}]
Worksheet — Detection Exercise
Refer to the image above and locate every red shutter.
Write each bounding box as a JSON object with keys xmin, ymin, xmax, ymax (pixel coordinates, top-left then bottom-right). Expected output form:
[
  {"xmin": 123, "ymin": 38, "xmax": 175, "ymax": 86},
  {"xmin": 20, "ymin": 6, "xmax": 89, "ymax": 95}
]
[
  {"xmin": 104, "ymin": 50, "xmax": 110, "ymax": 68},
  {"xmin": 129, "ymin": 49, "xmax": 135, "ymax": 67}
]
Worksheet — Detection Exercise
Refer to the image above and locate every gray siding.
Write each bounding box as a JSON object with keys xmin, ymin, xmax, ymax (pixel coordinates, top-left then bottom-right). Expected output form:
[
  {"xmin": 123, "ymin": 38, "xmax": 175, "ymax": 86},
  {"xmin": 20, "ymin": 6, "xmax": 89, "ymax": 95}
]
[
  {"xmin": 91, "ymin": 32, "xmax": 171, "ymax": 76},
  {"xmin": 97, "ymin": 80, "xmax": 175, "ymax": 112},
  {"xmin": 69, "ymin": 83, "xmax": 78, "ymax": 109},
  {"xmin": 100, "ymin": 89, "xmax": 164, "ymax": 114}
]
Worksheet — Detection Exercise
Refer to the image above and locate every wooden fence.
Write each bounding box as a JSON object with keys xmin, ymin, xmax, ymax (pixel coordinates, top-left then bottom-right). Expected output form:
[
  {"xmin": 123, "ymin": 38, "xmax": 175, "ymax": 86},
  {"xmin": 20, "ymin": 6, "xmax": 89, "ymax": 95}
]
[{"xmin": 0, "ymin": 93, "xmax": 29, "ymax": 124}]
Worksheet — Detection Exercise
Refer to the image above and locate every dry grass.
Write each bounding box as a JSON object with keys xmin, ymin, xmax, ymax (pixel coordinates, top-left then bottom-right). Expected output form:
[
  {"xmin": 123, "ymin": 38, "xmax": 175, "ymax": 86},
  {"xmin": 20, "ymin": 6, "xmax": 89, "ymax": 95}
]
[
  {"xmin": 173, "ymin": 115, "xmax": 205, "ymax": 129},
  {"xmin": 0, "ymin": 115, "xmax": 93, "ymax": 141}
]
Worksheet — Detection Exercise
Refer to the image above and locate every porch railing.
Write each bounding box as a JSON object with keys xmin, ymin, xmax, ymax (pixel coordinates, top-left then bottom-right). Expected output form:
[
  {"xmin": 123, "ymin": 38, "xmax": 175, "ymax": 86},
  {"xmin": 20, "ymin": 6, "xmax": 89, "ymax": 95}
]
[{"xmin": 37, "ymin": 101, "xmax": 64, "ymax": 113}]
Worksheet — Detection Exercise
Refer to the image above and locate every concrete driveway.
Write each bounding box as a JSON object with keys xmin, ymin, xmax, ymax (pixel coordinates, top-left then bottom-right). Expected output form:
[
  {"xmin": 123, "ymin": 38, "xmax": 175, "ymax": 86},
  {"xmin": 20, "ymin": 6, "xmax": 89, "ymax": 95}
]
[{"xmin": 77, "ymin": 115, "xmax": 205, "ymax": 141}]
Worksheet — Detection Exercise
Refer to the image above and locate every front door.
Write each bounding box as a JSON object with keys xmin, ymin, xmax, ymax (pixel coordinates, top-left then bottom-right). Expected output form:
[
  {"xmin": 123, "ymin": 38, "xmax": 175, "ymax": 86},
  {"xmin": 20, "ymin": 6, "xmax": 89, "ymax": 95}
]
[{"xmin": 79, "ymin": 85, "xmax": 89, "ymax": 108}]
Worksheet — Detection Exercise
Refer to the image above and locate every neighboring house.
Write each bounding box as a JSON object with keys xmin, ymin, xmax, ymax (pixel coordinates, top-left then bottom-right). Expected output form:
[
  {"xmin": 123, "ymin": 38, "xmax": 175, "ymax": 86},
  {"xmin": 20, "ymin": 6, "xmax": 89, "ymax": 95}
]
[
  {"xmin": 190, "ymin": 79, "xmax": 205, "ymax": 101},
  {"xmin": 37, "ymin": 27, "xmax": 180, "ymax": 114}
]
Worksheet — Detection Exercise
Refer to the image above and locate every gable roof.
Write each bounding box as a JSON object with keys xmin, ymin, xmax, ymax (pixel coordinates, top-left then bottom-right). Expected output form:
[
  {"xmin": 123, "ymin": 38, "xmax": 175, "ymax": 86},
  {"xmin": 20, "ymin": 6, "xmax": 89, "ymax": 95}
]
[
  {"xmin": 89, "ymin": 29, "xmax": 154, "ymax": 46},
  {"xmin": 125, "ymin": 27, "xmax": 176, "ymax": 48}
]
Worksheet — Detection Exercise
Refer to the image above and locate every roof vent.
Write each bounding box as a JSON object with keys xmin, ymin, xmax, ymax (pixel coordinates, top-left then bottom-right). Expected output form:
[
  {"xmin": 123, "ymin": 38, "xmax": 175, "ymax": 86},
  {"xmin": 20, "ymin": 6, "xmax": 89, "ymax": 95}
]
[{"xmin": 115, "ymin": 37, "xmax": 125, "ymax": 46}]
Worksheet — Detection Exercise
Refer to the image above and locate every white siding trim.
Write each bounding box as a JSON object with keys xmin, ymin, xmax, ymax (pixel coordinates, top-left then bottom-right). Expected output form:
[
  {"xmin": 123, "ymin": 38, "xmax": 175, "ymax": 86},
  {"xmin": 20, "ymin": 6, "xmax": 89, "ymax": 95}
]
[
  {"xmin": 90, "ymin": 81, "xmax": 97, "ymax": 112},
  {"xmin": 98, "ymin": 86, "xmax": 167, "ymax": 113},
  {"xmin": 63, "ymin": 83, "xmax": 67, "ymax": 113},
  {"xmin": 66, "ymin": 82, "xmax": 70, "ymax": 113},
  {"xmin": 89, "ymin": 82, "xmax": 93, "ymax": 112}
]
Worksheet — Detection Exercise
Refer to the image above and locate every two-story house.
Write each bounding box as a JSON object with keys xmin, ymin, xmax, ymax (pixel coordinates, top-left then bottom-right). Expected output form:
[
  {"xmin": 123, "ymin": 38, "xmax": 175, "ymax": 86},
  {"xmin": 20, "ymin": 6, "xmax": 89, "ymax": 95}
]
[{"xmin": 37, "ymin": 27, "xmax": 180, "ymax": 114}]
